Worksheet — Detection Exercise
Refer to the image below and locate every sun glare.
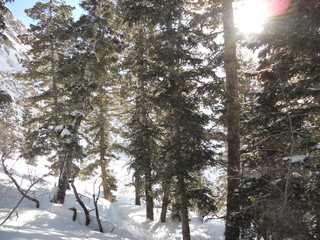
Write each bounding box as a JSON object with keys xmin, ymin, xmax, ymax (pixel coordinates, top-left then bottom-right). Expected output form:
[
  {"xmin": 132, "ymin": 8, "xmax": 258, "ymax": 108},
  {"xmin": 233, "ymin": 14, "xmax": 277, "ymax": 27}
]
[{"xmin": 234, "ymin": 0, "xmax": 271, "ymax": 34}]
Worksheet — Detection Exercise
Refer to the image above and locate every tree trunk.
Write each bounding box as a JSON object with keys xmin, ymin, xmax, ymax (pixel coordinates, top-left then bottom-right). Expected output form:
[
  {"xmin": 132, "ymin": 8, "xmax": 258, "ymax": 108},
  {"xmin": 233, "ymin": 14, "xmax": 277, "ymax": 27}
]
[
  {"xmin": 55, "ymin": 116, "xmax": 81, "ymax": 204},
  {"xmin": 160, "ymin": 180, "xmax": 171, "ymax": 222},
  {"xmin": 100, "ymin": 163, "xmax": 113, "ymax": 202},
  {"xmin": 145, "ymin": 157, "xmax": 154, "ymax": 220},
  {"xmin": 56, "ymin": 149, "xmax": 72, "ymax": 204},
  {"xmin": 55, "ymin": 0, "xmax": 101, "ymax": 204},
  {"xmin": 98, "ymin": 85, "xmax": 113, "ymax": 202},
  {"xmin": 137, "ymin": 26, "xmax": 154, "ymax": 221},
  {"xmin": 134, "ymin": 171, "xmax": 142, "ymax": 206},
  {"xmin": 70, "ymin": 181, "xmax": 91, "ymax": 226},
  {"xmin": 140, "ymin": 87, "xmax": 154, "ymax": 220},
  {"xmin": 178, "ymin": 176, "xmax": 191, "ymax": 240},
  {"xmin": 222, "ymin": 0, "xmax": 241, "ymax": 239}
]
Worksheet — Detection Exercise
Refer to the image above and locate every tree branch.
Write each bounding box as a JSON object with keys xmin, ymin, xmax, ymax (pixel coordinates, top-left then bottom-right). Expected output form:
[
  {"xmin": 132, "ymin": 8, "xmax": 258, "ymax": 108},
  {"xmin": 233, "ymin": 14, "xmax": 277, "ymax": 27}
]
[{"xmin": 70, "ymin": 180, "xmax": 91, "ymax": 226}]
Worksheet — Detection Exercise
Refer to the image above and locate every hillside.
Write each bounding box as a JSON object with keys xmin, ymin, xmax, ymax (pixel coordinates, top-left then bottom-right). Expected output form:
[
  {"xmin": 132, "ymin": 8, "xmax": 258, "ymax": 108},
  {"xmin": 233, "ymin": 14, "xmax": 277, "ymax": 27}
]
[
  {"xmin": 0, "ymin": 7, "xmax": 28, "ymax": 105},
  {"xmin": 0, "ymin": 157, "xmax": 224, "ymax": 240}
]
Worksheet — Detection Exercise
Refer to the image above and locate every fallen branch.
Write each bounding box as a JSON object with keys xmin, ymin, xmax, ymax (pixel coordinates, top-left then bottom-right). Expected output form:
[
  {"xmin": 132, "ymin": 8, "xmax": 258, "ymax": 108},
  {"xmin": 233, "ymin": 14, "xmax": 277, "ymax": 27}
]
[
  {"xmin": 70, "ymin": 180, "xmax": 91, "ymax": 226},
  {"xmin": 93, "ymin": 182, "xmax": 103, "ymax": 233},
  {"xmin": 1, "ymin": 159, "xmax": 40, "ymax": 208},
  {"xmin": 69, "ymin": 207, "xmax": 77, "ymax": 221},
  {"xmin": 0, "ymin": 170, "xmax": 50, "ymax": 227}
]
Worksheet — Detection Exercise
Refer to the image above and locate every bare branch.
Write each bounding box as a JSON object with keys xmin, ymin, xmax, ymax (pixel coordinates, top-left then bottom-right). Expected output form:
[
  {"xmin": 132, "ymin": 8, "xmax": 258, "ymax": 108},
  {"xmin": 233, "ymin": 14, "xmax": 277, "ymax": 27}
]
[
  {"xmin": 70, "ymin": 180, "xmax": 91, "ymax": 226},
  {"xmin": 1, "ymin": 158, "xmax": 40, "ymax": 208},
  {"xmin": 0, "ymin": 170, "xmax": 51, "ymax": 226},
  {"xmin": 93, "ymin": 181, "xmax": 103, "ymax": 233}
]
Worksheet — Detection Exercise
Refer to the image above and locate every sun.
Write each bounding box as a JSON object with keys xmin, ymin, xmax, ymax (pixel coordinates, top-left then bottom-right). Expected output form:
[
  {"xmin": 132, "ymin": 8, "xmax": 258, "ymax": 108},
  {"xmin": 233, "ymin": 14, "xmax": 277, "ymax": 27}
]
[{"xmin": 234, "ymin": 0, "xmax": 271, "ymax": 33}]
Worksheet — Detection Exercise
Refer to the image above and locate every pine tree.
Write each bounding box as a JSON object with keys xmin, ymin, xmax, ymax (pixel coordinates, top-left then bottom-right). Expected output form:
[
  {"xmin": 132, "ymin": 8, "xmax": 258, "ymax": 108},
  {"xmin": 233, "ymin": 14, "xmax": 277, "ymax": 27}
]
[
  {"xmin": 222, "ymin": 0, "xmax": 241, "ymax": 239},
  {"xmin": 20, "ymin": 0, "xmax": 74, "ymax": 167},
  {"xmin": 76, "ymin": 0, "xmax": 122, "ymax": 203},
  {"xmin": 0, "ymin": 0, "xmax": 13, "ymax": 31},
  {"xmin": 239, "ymin": 0, "xmax": 320, "ymax": 239},
  {"xmin": 121, "ymin": 1, "xmax": 222, "ymax": 237},
  {"xmin": 52, "ymin": 0, "xmax": 118, "ymax": 204},
  {"xmin": 120, "ymin": 5, "xmax": 159, "ymax": 220}
]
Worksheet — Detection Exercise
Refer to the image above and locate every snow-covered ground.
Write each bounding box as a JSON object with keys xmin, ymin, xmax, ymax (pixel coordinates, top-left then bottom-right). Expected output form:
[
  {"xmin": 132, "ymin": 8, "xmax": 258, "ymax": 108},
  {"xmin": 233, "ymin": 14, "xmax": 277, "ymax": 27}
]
[
  {"xmin": 0, "ymin": 9, "xmax": 224, "ymax": 240},
  {"xmin": 0, "ymin": 156, "xmax": 224, "ymax": 240}
]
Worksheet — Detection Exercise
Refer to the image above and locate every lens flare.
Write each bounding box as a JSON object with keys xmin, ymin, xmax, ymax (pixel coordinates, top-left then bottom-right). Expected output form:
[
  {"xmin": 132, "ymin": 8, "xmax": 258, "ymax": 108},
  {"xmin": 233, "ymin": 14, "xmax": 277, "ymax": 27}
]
[
  {"xmin": 266, "ymin": 0, "xmax": 292, "ymax": 16},
  {"xmin": 235, "ymin": 0, "xmax": 292, "ymax": 33}
]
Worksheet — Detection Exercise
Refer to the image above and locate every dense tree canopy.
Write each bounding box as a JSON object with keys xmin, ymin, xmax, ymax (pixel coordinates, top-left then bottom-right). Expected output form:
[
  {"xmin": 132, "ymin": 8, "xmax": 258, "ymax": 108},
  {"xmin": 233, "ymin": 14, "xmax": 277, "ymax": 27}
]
[
  {"xmin": 1, "ymin": 0, "xmax": 319, "ymax": 239},
  {"xmin": 239, "ymin": 0, "xmax": 320, "ymax": 239}
]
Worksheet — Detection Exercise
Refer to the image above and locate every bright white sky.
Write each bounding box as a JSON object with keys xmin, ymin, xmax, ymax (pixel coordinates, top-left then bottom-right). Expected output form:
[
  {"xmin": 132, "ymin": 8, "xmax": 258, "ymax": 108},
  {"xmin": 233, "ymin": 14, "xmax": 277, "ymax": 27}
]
[
  {"xmin": 7, "ymin": 0, "xmax": 84, "ymax": 27},
  {"xmin": 234, "ymin": 0, "xmax": 270, "ymax": 33}
]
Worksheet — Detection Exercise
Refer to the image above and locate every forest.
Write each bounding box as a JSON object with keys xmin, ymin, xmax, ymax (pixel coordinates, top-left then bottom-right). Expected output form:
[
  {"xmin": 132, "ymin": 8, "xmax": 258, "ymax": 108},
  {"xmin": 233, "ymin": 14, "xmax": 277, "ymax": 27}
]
[{"xmin": 0, "ymin": 0, "xmax": 319, "ymax": 240}]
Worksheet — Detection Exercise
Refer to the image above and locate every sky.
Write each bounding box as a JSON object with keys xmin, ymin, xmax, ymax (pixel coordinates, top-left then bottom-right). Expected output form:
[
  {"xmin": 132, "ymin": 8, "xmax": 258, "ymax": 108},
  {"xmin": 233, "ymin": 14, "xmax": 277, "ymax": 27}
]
[{"xmin": 7, "ymin": 0, "xmax": 84, "ymax": 27}]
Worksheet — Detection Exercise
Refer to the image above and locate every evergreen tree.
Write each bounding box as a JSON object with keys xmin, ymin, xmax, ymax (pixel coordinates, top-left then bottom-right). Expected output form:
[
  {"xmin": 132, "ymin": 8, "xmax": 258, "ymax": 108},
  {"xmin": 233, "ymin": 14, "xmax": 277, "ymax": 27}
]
[
  {"xmin": 74, "ymin": 0, "xmax": 122, "ymax": 203},
  {"xmin": 222, "ymin": 0, "xmax": 241, "ymax": 239},
  {"xmin": 120, "ymin": 17, "xmax": 158, "ymax": 220},
  {"xmin": 121, "ymin": 1, "xmax": 222, "ymax": 237},
  {"xmin": 20, "ymin": 0, "xmax": 74, "ymax": 168},
  {"xmin": 134, "ymin": 1, "xmax": 220, "ymax": 239},
  {"xmin": 239, "ymin": 0, "xmax": 320, "ymax": 239},
  {"xmin": 0, "ymin": 0, "xmax": 13, "ymax": 31},
  {"xmin": 51, "ymin": 0, "xmax": 120, "ymax": 204}
]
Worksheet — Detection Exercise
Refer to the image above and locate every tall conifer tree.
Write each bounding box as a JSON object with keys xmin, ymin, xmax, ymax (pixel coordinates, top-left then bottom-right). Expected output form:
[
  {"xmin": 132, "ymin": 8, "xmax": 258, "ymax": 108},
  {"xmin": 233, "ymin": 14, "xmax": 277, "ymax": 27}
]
[
  {"xmin": 78, "ymin": 0, "xmax": 121, "ymax": 202},
  {"xmin": 21, "ymin": 0, "xmax": 74, "ymax": 169},
  {"xmin": 120, "ymin": 0, "xmax": 162, "ymax": 220},
  {"xmin": 122, "ymin": 1, "xmax": 221, "ymax": 239},
  {"xmin": 222, "ymin": 0, "xmax": 241, "ymax": 239},
  {"xmin": 0, "ymin": 0, "xmax": 13, "ymax": 31},
  {"xmin": 239, "ymin": 0, "xmax": 320, "ymax": 238}
]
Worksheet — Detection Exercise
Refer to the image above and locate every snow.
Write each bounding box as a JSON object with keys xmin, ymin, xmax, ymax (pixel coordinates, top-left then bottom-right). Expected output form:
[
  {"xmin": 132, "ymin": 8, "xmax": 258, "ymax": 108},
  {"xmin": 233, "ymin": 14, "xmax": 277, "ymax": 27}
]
[
  {"xmin": 270, "ymin": 179, "xmax": 282, "ymax": 185},
  {"xmin": 0, "ymin": 10, "xmax": 28, "ymax": 73},
  {"xmin": 240, "ymin": 144, "xmax": 248, "ymax": 151},
  {"xmin": 60, "ymin": 128, "xmax": 71, "ymax": 137},
  {"xmin": 0, "ymin": 157, "xmax": 225, "ymax": 240},
  {"xmin": 244, "ymin": 69, "xmax": 260, "ymax": 75},
  {"xmin": 0, "ymin": 7, "xmax": 225, "ymax": 240},
  {"xmin": 54, "ymin": 125, "xmax": 65, "ymax": 132},
  {"xmin": 0, "ymin": 9, "xmax": 29, "ymax": 123},
  {"xmin": 70, "ymin": 111, "xmax": 84, "ymax": 117},
  {"xmin": 292, "ymin": 172, "xmax": 302, "ymax": 178},
  {"xmin": 282, "ymin": 155, "xmax": 307, "ymax": 164}
]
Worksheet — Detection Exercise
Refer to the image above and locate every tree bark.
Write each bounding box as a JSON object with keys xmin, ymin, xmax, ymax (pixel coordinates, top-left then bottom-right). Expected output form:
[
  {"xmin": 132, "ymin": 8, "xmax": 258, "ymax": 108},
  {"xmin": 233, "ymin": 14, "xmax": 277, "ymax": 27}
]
[
  {"xmin": 56, "ymin": 154, "xmax": 70, "ymax": 204},
  {"xmin": 178, "ymin": 177, "xmax": 191, "ymax": 240},
  {"xmin": 160, "ymin": 180, "xmax": 171, "ymax": 222},
  {"xmin": 98, "ymin": 85, "xmax": 113, "ymax": 202},
  {"xmin": 93, "ymin": 189, "xmax": 103, "ymax": 233},
  {"xmin": 69, "ymin": 207, "xmax": 77, "ymax": 221},
  {"xmin": 139, "ymin": 81, "xmax": 154, "ymax": 220},
  {"xmin": 54, "ymin": 111, "xmax": 83, "ymax": 204},
  {"xmin": 56, "ymin": 127, "xmax": 78, "ymax": 204},
  {"xmin": 100, "ymin": 163, "xmax": 113, "ymax": 202},
  {"xmin": 134, "ymin": 171, "xmax": 142, "ymax": 206},
  {"xmin": 70, "ymin": 180, "xmax": 91, "ymax": 226},
  {"xmin": 222, "ymin": 0, "xmax": 241, "ymax": 239},
  {"xmin": 145, "ymin": 158, "xmax": 154, "ymax": 220},
  {"xmin": 137, "ymin": 26, "xmax": 154, "ymax": 221}
]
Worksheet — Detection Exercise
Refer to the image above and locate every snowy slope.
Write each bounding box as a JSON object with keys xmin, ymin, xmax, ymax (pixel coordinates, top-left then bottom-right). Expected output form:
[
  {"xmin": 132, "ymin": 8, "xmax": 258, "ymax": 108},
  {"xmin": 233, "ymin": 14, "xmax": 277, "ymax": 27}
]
[
  {"xmin": 0, "ymin": 157, "xmax": 224, "ymax": 240},
  {"xmin": 0, "ymin": 8, "xmax": 28, "ymax": 73},
  {"xmin": 0, "ymin": 7, "xmax": 29, "ymax": 104}
]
